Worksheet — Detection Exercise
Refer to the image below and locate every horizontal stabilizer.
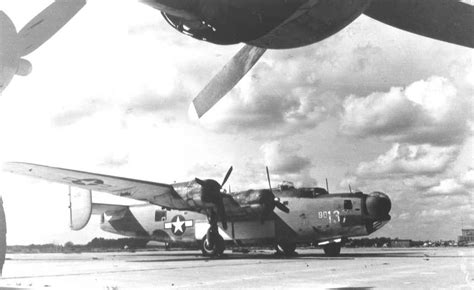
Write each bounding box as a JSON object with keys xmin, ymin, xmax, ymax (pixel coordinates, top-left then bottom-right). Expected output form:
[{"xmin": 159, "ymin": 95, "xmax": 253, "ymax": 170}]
[
  {"xmin": 364, "ymin": 0, "xmax": 474, "ymax": 48},
  {"xmin": 91, "ymin": 192, "xmax": 148, "ymax": 215}
]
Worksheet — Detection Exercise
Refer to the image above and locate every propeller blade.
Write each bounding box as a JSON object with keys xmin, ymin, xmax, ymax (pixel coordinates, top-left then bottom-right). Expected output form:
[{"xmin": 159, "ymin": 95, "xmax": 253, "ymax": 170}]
[
  {"xmin": 191, "ymin": 44, "xmax": 266, "ymax": 118},
  {"xmin": 18, "ymin": 0, "xmax": 86, "ymax": 57},
  {"xmin": 194, "ymin": 178, "xmax": 205, "ymax": 186},
  {"xmin": 266, "ymin": 166, "xmax": 273, "ymax": 192},
  {"xmin": 221, "ymin": 166, "xmax": 233, "ymax": 187},
  {"xmin": 275, "ymin": 201, "xmax": 290, "ymax": 213},
  {"xmin": 364, "ymin": 0, "xmax": 474, "ymax": 48},
  {"xmin": 217, "ymin": 199, "xmax": 227, "ymax": 230},
  {"xmin": 0, "ymin": 12, "xmax": 20, "ymax": 93}
]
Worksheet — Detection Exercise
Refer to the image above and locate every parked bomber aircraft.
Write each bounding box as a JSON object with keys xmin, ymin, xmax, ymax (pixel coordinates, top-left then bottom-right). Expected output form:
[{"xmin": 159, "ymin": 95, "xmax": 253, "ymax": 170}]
[{"xmin": 3, "ymin": 162, "xmax": 391, "ymax": 256}]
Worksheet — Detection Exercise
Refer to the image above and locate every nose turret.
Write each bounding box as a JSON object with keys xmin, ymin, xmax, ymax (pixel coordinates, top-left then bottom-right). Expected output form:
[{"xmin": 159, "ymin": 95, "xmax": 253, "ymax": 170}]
[{"xmin": 365, "ymin": 191, "xmax": 391, "ymax": 220}]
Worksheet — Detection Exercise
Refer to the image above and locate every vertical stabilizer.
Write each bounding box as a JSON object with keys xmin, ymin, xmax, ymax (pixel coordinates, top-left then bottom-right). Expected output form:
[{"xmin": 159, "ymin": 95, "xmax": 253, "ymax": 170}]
[{"xmin": 68, "ymin": 186, "xmax": 92, "ymax": 230}]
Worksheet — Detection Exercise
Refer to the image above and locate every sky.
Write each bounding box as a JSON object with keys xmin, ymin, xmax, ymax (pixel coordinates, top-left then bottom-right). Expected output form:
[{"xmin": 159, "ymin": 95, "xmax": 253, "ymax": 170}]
[{"xmin": 0, "ymin": 0, "xmax": 472, "ymax": 245}]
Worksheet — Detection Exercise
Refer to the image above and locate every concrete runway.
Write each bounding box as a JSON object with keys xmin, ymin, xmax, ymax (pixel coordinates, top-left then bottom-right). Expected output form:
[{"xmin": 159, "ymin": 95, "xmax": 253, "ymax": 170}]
[{"xmin": 0, "ymin": 247, "xmax": 472, "ymax": 289}]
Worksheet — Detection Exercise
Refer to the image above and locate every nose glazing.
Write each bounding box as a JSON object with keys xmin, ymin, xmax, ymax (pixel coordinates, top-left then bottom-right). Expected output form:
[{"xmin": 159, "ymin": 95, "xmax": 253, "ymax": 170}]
[{"xmin": 365, "ymin": 191, "xmax": 391, "ymax": 220}]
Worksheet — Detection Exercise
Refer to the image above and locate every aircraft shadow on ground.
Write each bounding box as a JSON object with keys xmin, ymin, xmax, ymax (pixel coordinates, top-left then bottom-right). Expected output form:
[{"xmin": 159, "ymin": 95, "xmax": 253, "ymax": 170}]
[{"xmin": 128, "ymin": 249, "xmax": 447, "ymax": 264}]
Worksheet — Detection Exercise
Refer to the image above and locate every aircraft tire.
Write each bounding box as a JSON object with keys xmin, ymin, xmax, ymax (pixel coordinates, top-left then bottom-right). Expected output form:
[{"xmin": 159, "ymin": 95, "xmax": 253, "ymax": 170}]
[
  {"xmin": 276, "ymin": 242, "xmax": 296, "ymax": 256},
  {"xmin": 323, "ymin": 243, "xmax": 341, "ymax": 257},
  {"xmin": 201, "ymin": 234, "xmax": 225, "ymax": 256}
]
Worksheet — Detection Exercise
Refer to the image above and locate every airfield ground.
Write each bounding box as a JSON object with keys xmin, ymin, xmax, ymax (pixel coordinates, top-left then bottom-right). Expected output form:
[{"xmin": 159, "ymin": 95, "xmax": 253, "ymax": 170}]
[{"xmin": 0, "ymin": 247, "xmax": 472, "ymax": 289}]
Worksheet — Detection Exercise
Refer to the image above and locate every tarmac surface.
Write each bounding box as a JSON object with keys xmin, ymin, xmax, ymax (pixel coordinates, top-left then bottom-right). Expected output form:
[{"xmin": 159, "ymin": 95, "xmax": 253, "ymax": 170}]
[{"xmin": 0, "ymin": 247, "xmax": 472, "ymax": 289}]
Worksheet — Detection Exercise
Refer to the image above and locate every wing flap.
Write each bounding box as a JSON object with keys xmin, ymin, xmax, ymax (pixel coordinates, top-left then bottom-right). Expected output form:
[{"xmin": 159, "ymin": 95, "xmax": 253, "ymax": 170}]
[
  {"xmin": 3, "ymin": 162, "xmax": 189, "ymax": 209},
  {"xmin": 364, "ymin": 0, "xmax": 474, "ymax": 48}
]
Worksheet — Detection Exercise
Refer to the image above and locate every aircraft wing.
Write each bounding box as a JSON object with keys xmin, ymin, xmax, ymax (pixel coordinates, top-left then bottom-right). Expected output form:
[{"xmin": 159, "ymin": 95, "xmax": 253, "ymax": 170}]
[
  {"xmin": 365, "ymin": 0, "xmax": 474, "ymax": 48},
  {"xmin": 3, "ymin": 162, "xmax": 189, "ymax": 210}
]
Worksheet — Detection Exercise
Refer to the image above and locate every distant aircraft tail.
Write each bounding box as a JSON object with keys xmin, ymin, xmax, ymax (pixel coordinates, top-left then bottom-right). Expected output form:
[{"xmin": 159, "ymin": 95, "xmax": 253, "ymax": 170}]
[{"xmin": 0, "ymin": 196, "xmax": 6, "ymax": 276}]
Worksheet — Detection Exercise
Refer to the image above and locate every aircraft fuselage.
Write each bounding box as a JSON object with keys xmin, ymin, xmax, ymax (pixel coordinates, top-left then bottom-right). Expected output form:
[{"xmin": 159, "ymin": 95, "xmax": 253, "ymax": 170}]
[{"xmin": 101, "ymin": 188, "xmax": 391, "ymax": 250}]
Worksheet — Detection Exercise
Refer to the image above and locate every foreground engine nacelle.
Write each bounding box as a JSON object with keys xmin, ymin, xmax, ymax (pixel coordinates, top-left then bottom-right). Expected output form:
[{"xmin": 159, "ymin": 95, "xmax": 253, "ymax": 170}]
[{"xmin": 142, "ymin": 0, "xmax": 370, "ymax": 48}]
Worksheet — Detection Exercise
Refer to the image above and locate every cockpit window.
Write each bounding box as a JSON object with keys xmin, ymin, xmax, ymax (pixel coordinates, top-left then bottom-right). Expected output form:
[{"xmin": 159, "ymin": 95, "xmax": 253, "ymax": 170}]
[
  {"xmin": 155, "ymin": 211, "xmax": 166, "ymax": 222},
  {"xmin": 344, "ymin": 200, "xmax": 353, "ymax": 210}
]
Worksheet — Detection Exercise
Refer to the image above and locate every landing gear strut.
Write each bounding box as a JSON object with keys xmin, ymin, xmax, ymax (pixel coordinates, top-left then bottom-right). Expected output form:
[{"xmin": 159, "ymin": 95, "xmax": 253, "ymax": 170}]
[
  {"xmin": 275, "ymin": 241, "xmax": 296, "ymax": 256},
  {"xmin": 323, "ymin": 243, "xmax": 341, "ymax": 257},
  {"xmin": 201, "ymin": 210, "xmax": 225, "ymax": 256}
]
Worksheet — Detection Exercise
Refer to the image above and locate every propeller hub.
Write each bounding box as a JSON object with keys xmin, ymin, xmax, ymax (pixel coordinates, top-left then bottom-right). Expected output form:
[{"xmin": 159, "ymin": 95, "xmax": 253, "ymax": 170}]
[{"xmin": 198, "ymin": 179, "xmax": 222, "ymax": 204}]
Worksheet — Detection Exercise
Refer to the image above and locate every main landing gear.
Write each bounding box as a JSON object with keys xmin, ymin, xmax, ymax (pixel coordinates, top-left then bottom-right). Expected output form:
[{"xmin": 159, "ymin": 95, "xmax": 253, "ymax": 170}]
[
  {"xmin": 201, "ymin": 211, "xmax": 225, "ymax": 256},
  {"xmin": 275, "ymin": 241, "xmax": 297, "ymax": 256},
  {"xmin": 323, "ymin": 242, "xmax": 341, "ymax": 257}
]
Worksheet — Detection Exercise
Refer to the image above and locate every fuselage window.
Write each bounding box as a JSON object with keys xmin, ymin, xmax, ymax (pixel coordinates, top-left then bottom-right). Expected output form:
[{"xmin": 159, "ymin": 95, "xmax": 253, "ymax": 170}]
[
  {"xmin": 344, "ymin": 200, "xmax": 353, "ymax": 210},
  {"xmin": 155, "ymin": 211, "xmax": 166, "ymax": 222}
]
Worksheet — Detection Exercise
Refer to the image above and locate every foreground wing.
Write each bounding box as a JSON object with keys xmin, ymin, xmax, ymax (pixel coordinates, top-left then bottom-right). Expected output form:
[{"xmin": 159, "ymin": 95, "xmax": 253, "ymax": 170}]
[
  {"xmin": 3, "ymin": 162, "xmax": 189, "ymax": 209},
  {"xmin": 365, "ymin": 0, "xmax": 474, "ymax": 48}
]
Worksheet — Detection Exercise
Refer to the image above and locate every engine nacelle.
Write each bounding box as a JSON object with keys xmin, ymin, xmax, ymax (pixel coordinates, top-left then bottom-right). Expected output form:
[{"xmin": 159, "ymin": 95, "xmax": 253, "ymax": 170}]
[{"xmin": 144, "ymin": 0, "xmax": 370, "ymax": 48}]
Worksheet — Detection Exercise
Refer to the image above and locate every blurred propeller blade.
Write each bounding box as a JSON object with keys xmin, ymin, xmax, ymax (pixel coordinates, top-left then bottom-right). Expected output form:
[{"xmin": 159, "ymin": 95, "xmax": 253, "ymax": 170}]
[
  {"xmin": 18, "ymin": 0, "xmax": 87, "ymax": 56},
  {"xmin": 221, "ymin": 166, "xmax": 233, "ymax": 187},
  {"xmin": 0, "ymin": 12, "xmax": 19, "ymax": 94},
  {"xmin": 191, "ymin": 44, "xmax": 266, "ymax": 118},
  {"xmin": 266, "ymin": 166, "xmax": 273, "ymax": 192},
  {"xmin": 0, "ymin": 0, "xmax": 85, "ymax": 94}
]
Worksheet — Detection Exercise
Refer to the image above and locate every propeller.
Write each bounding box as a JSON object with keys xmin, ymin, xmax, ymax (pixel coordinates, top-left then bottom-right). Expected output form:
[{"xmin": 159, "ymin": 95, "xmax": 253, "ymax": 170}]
[
  {"xmin": 261, "ymin": 166, "xmax": 289, "ymax": 223},
  {"xmin": 191, "ymin": 44, "xmax": 266, "ymax": 118},
  {"xmin": 195, "ymin": 166, "xmax": 233, "ymax": 230},
  {"xmin": 0, "ymin": 0, "xmax": 86, "ymax": 94}
]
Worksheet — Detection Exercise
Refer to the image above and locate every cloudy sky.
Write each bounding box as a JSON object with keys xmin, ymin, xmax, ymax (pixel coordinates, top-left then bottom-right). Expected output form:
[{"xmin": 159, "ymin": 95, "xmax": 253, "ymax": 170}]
[{"xmin": 0, "ymin": 0, "xmax": 472, "ymax": 245}]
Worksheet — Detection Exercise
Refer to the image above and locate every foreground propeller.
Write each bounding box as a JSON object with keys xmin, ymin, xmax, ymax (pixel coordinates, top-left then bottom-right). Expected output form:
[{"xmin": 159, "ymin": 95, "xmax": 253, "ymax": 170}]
[
  {"xmin": 0, "ymin": 0, "xmax": 86, "ymax": 94},
  {"xmin": 191, "ymin": 45, "xmax": 266, "ymax": 118},
  {"xmin": 261, "ymin": 166, "xmax": 289, "ymax": 222},
  {"xmin": 195, "ymin": 166, "xmax": 233, "ymax": 230}
]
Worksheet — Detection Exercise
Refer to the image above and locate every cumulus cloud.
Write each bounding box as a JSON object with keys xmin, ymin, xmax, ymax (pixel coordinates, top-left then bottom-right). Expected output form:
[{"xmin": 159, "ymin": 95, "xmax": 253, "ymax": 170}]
[
  {"xmin": 99, "ymin": 154, "xmax": 129, "ymax": 168},
  {"xmin": 340, "ymin": 75, "xmax": 472, "ymax": 146},
  {"xmin": 51, "ymin": 99, "xmax": 105, "ymax": 127},
  {"xmin": 199, "ymin": 61, "xmax": 341, "ymax": 136},
  {"xmin": 424, "ymin": 169, "xmax": 474, "ymax": 196},
  {"xmin": 261, "ymin": 141, "xmax": 311, "ymax": 174},
  {"xmin": 259, "ymin": 141, "xmax": 316, "ymax": 186},
  {"xmin": 419, "ymin": 209, "xmax": 451, "ymax": 218},
  {"xmin": 356, "ymin": 143, "xmax": 459, "ymax": 178}
]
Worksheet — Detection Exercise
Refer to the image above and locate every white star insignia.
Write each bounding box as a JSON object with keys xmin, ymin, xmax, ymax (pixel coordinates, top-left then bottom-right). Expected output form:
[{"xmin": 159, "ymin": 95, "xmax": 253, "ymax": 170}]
[{"xmin": 171, "ymin": 216, "xmax": 185, "ymax": 234}]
